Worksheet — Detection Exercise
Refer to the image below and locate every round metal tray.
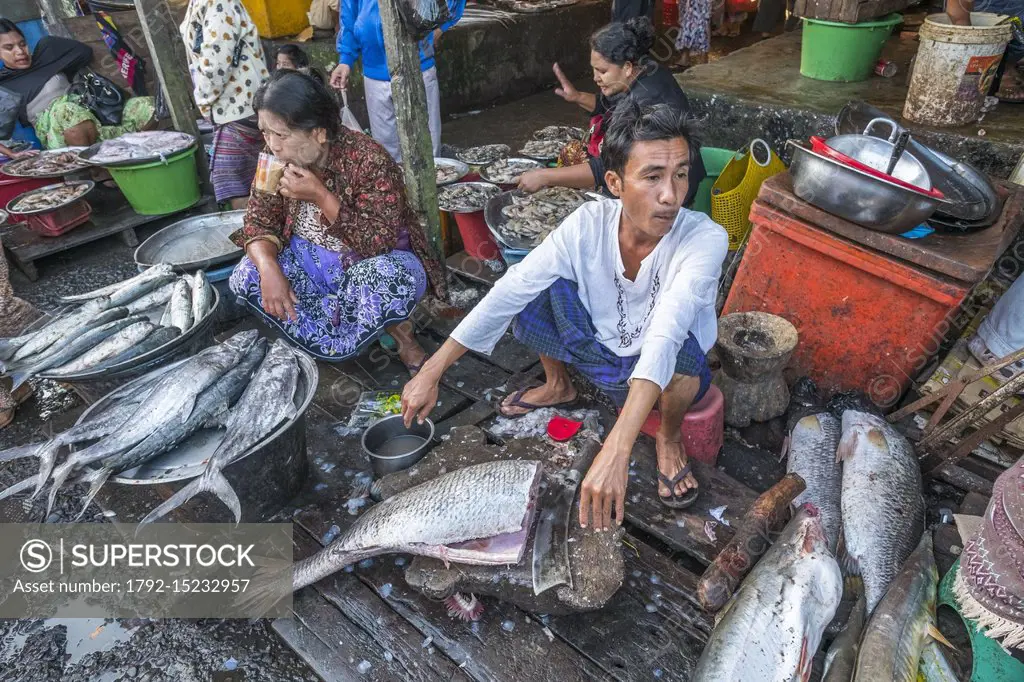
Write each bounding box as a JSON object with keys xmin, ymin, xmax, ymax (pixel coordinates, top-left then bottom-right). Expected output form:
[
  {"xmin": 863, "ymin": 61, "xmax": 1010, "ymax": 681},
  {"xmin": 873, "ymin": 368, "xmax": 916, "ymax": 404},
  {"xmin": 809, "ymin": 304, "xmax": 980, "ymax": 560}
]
[
  {"xmin": 456, "ymin": 145, "xmax": 510, "ymax": 166},
  {"xmin": 0, "ymin": 147, "xmax": 90, "ymax": 178},
  {"xmin": 74, "ymin": 348, "xmax": 317, "ymax": 486},
  {"xmin": 435, "ymin": 157, "xmax": 470, "ymax": 186},
  {"xmin": 484, "ymin": 188, "xmax": 604, "ymax": 250},
  {"xmin": 135, "ymin": 211, "xmax": 244, "ymax": 271},
  {"xmin": 6, "ymin": 180, "xmax": 95, "ymax": 215},
  {"xmin": 35, "ymin": 287, "xmax": 220, "ymax": 383},
  {"xmin": 478, "ymin": 157, "xmax": 545, "ymax": 185},
  {"xmin": 438, "ymin": 181, "xmax": 502, "ymax": 214},
  {"xmin": 0, "ymin": 209, "xmax": 7, "ymax": 228},
  {"xmin": 78, "ymin": 138, "xmax": 197, "ymax": 168}
]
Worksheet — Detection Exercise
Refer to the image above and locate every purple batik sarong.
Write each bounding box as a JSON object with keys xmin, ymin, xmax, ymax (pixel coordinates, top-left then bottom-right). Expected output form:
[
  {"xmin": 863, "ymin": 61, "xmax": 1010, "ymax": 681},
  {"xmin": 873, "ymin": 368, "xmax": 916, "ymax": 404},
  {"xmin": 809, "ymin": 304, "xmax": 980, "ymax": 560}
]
[{"xmin": 229, "ymin": 235, "xmax": 427, "ymax": 361}]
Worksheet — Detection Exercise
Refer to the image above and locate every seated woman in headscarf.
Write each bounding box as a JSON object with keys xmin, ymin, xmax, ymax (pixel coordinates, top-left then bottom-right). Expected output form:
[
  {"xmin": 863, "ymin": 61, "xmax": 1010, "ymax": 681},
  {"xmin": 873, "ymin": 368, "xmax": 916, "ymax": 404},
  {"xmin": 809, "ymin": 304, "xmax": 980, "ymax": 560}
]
[
  {"xmin": 229, "ymin": 71, "xmax": 446, "ymax": 372},
  {"xmin": 0, "ymin": 19, "xmax": 155, "ymax": 150},
  {"xmin": 519, "ymin": 17, "xmax": 705, "ymax": 205}
]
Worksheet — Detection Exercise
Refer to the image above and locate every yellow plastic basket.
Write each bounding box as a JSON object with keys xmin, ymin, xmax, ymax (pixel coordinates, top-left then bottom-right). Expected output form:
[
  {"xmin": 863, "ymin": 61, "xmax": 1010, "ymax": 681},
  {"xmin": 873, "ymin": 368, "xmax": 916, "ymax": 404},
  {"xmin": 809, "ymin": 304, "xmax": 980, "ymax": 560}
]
[{"xmin": 711, "ymin": 139, "xmax": 787, "ymax": 249}]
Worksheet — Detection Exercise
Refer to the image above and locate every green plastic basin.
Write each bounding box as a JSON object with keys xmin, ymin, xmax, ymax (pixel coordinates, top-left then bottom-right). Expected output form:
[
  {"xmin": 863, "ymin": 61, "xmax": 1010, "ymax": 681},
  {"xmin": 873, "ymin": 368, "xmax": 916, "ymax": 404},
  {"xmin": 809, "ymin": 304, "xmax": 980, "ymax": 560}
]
[
  {"xmin": 108, "ymin": 147, "xmax": 201, "ymax": 215},
  {"xmin": 801, "ymin": 14, "xmax": 903, "ymax": 83},
  {"xmin": 693, "ymin": 147, "xmax": 735, "ymax": 216}
]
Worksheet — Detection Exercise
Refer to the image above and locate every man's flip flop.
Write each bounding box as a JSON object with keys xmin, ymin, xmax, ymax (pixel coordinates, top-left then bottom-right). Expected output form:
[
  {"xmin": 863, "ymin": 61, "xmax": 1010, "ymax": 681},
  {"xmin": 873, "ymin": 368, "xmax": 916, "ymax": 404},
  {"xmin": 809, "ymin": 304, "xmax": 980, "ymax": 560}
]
[
  {"xmin": 658, "ymin": 463, "xmax": 699, "ymax": 509},
  {"xmin": 498, "ymin": 387, "xmax": 578, "ymax": 417},
  {"xmin": 405, "ymin": 355, "xmax": 429, "ymax": 378}
]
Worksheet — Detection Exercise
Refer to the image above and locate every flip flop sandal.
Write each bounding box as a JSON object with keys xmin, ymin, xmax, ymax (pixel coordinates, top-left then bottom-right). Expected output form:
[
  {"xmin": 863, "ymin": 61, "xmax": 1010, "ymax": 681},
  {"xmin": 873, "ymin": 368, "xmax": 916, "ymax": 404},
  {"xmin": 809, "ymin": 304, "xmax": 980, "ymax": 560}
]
[
  {"xmin": 497, "ymin": 387, "xmax": 579, "ymax": 417},
  {"xmin": 658, "ymin": 463, "xmax": 699, "ymax": 509}
]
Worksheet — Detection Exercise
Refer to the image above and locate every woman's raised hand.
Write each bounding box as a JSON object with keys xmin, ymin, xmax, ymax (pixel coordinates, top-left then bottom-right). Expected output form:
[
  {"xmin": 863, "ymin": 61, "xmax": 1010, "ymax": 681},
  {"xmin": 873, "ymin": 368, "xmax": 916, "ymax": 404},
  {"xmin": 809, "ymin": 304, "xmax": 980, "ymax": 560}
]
[
  {"xmin": 553, "ymin": 63, "xmax": 580, "ymax": 104},
  {"xmin": 279, "ymin": 166, "xmax": 328, "ymax": 203}
]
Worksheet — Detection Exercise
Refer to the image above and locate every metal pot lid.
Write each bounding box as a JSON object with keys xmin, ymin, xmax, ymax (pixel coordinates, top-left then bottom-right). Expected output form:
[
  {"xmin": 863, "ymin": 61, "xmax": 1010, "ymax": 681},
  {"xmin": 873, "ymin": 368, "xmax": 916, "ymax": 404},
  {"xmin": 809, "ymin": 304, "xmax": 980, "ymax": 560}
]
[{"xmin": 836, "ymin": 101, "xmax": 996, "ymax": 221}]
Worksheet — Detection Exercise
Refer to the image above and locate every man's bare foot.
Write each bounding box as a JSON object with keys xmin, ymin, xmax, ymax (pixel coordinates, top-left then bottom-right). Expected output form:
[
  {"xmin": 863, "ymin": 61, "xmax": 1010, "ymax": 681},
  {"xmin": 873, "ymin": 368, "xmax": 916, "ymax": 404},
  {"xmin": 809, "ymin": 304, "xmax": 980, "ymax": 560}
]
[
  {"xmin": 655, "ymin": 434, "xmax": 698, "ymax": 498},
  {"xmin": 499, "ymin": 381, "xmax": 577, "ymax": 417}
]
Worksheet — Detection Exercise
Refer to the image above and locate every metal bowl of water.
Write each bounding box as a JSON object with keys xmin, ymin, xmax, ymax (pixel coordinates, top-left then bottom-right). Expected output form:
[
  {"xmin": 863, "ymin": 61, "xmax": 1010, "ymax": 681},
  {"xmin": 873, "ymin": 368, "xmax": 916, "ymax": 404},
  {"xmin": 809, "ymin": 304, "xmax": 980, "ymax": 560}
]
[{"xmin": 363, "ymin": 414, "xmax": 434, "ymax": 478}]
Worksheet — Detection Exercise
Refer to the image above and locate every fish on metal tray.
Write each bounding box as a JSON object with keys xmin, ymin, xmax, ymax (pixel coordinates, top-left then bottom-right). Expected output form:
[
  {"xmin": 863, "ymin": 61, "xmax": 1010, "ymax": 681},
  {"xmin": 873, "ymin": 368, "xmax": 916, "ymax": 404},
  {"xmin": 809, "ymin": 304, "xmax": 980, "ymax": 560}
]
[
  {"xmin": 482, "ymin": 158, "xmax": 543, "ymax": 185},
  {"xmin": 533, "ymin": 125, "xmax": 584, "ymax": 142},
  {"xmin": 107, "ymin": 273, "xmax": 178, "ymax": 309},
  {"xmin": 785, "ymin": 413, "xmax": 842, "ymax": 552},
  {"xmin": 5, "ymin": 310, "xmax": 134, "ymax": 388},
  {"xmin": 692, "ymin": 504, "xmax": 843, "ymax": 682},
  {"xmin": 124, "ymin": 281, "xmax": 177, "ymax": 314},
  {"xmin": 191, "ymin": 270, "xmax": 215, "ymax": 323},
  {"xmin": 46, "ymin": 319, "xmax": 156, "ymax": 376},
  {"xmin": 519, "ymin": 139, "xmax": 566, "ymax": 159},
  {"xmin": 168, "ymin": 279, "xmax": 194, "ymax": 333},
  {"xmin": 61, "ymin": 264, "xmax": 174, "ymax": 302},
  {"xmin": 43, "ymin": 331, "xmax": 260, "ymax": 515},
  {"xmin": 852, "ymin": 533, "xmax": 948, "ymax": 682},
  {"xmin": 839, "ymin": 410, "xmax": 924, "ymax": 615},
  {"xmin": 239, "ymin": 459, "xmax": 544, "ymax": 614},
  {"xmin": 138, "ymin": 339, "xmax": 298, "ymax": 526},
  {"xmin": 1, "ymin": 296, "xmax": 112, "ymax": 363},
  {"xmin": 93, "ymin": 326, "xmax": 181, "ymax": 369},
  {"xmin": 438, "ymin": 183, "xmax": 500, "ymax": 212},
  {"xmin": 72, "ymin": 339, "xmax": 270, "ymax": 520}
]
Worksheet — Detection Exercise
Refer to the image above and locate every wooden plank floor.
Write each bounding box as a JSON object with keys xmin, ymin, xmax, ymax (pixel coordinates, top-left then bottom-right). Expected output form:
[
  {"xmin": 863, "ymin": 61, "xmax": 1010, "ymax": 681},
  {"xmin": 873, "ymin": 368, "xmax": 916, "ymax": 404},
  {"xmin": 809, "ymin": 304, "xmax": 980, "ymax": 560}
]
[{"xmin": 86, "ymin": 293, "xmax": 761, "ymax": 681}]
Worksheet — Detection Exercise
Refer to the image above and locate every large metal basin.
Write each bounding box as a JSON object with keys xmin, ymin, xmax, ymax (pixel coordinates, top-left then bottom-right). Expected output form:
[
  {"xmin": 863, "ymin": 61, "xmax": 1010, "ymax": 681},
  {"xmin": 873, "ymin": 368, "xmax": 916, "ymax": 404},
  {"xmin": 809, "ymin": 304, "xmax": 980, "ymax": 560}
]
[
  {"xmin": 75, "ymin": 349, "xmax": 316, "ymax": 522},
  {"xmin": 134, "ymin": 211, "xmax": 244, "ymax": 272},
  {"xmin": 788, "ymin": 140, "xmax": 947, "ymax": 235}
]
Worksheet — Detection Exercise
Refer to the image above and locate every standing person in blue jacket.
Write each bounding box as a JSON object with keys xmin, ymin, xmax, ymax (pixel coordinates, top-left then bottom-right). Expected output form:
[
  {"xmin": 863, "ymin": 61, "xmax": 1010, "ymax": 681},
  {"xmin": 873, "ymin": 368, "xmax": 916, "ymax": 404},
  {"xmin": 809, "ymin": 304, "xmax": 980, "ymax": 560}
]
[{"xmin": 329, "ymin": 0, "xmax": 465, "ymax": 162}]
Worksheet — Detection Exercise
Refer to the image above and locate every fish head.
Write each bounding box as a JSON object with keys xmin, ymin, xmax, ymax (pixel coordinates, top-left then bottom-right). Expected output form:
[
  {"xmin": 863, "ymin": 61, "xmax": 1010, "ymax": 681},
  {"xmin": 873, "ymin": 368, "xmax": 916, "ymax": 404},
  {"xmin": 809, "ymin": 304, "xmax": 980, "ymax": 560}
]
[
  {"xmin": 790, "ymin": 504, "xmax": 830, "ymax": 556},
  {"xmin": 220, "ymin": 330, "xmax": 260, "ymax": 354}
]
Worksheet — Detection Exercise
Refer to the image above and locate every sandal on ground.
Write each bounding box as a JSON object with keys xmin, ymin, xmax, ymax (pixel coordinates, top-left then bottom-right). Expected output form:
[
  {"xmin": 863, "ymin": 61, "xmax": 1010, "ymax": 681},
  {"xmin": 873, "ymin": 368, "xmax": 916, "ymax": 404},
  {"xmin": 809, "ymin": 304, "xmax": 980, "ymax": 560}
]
[
  {"xmin": 403, "ymin": 355, "xmax": 429, "ymax": 378},
  {"xmin": 497, "ymin": 387, "xmax": 579, "ymax": 418},
  {"xmin": 967, "ymin": 335, "xmax": 1024, "ymax": 391},
  {"xmin": 658, "ymin": 463, "xmax": 700, "ymax": 509},
  {"xmin": 996, "ymin": 79, "xmax": 1024, "ymax": 103}
]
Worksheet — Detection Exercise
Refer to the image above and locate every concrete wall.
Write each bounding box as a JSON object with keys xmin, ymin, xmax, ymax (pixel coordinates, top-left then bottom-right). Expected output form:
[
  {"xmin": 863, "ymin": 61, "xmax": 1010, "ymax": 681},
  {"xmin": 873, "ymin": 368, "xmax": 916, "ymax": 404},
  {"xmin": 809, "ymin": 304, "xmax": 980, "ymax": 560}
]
[{"xmin": 272, "ymin": 0, "xmax": 611, "ymax": 121}]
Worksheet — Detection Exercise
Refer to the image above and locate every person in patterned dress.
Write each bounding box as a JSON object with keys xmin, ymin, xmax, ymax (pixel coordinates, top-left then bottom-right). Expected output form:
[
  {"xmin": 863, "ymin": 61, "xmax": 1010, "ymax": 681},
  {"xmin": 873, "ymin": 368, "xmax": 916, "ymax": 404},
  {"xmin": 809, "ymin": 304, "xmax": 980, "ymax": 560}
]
[{"xmin": 229, "ymin": 71, "xmax": 447, "ymax": 372}]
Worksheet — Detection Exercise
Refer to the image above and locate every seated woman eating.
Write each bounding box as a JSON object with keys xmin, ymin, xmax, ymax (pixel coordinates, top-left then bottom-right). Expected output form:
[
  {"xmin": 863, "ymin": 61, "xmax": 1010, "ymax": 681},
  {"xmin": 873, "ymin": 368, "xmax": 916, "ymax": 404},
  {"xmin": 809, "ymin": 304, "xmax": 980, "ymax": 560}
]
[
  {"xmin": 402, "ymin": 100, "xmax": 728, "ymax": 526},
  {"xmin": 0, "ymin": 19, "xmax": 155, "ymax": 151},
  {"xmin": 229, "ymin": 71, "xmax": 446, "ymax": 371},
  {"xmin": 519, "ymin": 16, "xmax": 705, "ymax": 203}
]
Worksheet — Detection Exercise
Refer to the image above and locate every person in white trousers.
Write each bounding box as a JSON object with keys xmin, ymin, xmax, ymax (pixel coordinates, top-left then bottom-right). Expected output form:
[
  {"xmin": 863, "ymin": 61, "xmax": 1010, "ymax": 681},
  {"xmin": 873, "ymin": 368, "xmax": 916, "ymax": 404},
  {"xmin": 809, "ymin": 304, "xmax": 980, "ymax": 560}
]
[{"xmin": 330, "ymin": 0, "xmax": 465, "ymax": 162}]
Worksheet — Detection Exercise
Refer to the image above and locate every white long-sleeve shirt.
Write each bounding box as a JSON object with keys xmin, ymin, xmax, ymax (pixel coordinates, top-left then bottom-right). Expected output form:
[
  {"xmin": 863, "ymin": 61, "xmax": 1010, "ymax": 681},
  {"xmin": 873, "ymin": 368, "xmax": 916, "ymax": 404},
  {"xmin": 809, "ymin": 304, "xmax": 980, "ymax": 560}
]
[{"xmin": 451, "ymin": 200, "xmax": 729, "ymax": 390}]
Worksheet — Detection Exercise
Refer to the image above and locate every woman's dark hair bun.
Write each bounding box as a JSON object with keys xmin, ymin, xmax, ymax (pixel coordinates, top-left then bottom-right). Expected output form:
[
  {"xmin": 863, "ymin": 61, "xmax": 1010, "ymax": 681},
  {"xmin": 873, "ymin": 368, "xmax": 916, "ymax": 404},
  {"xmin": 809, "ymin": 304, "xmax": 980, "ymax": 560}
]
[
  {"xmin": 624, "ymin": 17, "xmax": 655, "ymax": 54},
  {"xmin": 590, "ymin": 16, "xmax": 655, "ymax": 66}
]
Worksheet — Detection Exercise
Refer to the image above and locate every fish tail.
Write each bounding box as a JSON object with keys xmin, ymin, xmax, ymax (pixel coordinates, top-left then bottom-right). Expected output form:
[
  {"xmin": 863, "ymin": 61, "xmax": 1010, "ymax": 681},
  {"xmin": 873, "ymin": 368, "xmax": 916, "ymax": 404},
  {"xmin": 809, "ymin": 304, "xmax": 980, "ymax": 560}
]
[
  {"xmin": 73, "ymin": 469, "xmax": 112, "ymax": 522},
  {"xmin": 8, "ymin": 368, "xmax": 33, "ymax": 392},
  {"xmin": 0, "ymin": 442, "xmax": 44, "ymax": 464},
  {"xmin": 45, "ymin": 460, "xmax": 76, "ymax": 518},
  {"xmin": 139, "ymin": 469, "xmax": 241, "ymax": 527},
  {"xmin": 233, "ymin": 561, "xmax": 294, "ymax": 618},
  {"xmin": 0, "ymin": 475, "xmax": 38, "ymax": 503},
  {"xmin": 30, "ymin": 442, "xmax": 60, "ymax": 500},
  {"xmin": 0, "ymin": 339, "xmax": 20, "ymax": 362}
]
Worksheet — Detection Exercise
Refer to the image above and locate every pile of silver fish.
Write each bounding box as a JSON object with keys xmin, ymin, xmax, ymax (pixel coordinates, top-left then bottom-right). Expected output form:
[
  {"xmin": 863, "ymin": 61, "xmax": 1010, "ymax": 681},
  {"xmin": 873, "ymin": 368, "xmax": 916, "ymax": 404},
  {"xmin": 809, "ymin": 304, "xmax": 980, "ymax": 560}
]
[
  {"xmin": 438, "ymin": 182, "xmax": 501, "ymax": 212},
  {"xmin": 0, "ymin": 331, "xmax": 303, "ymax": 523},
  {"xmin": 763, "ymin": 408, "xmax": 940, "ymax": 682},
  {"xmin": 456, "ymin": 144, "xmax": 510, "ymax": 165},
  {"xmin": 480, "ymin": 158, "xmax": 543, "ymax": 185},
  {"xmin": 9, "ymin": 181, "xmax": 91, "ymax": 213},
  {"xmin": 694, "ymin": 505, "xmax": 843, "ymax": 682},
  {"xmin": 499, "ymin": 186, "xmax": 593, "ymax": 246},
  {"xmin": 435, "ymin": 162, "xmax": 465, "ymax": 185},
  {"xmin": 533, "ymin": 125, "xmax": 584, "ymax": 142},
  {"xmin": 240, "ymin": 459, "xmax": 543, "ymax": 613},
  {"xmin": 519, "ymin": 139, "xmax": 566, "ymax": 160},
  {"xmin": 0, "ymin": 265, "xmax": 215, "ymax": 385},
  {"xmin": 87, "ymin": 131, "xmax": 195, "ymax": 164}
]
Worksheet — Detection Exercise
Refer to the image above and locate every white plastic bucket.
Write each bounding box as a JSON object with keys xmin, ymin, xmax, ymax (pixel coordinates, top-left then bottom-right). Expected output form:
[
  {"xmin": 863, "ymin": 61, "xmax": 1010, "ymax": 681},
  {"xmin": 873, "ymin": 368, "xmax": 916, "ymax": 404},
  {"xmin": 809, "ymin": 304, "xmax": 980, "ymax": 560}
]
[{"xmin": 903, "ymin": 13, "xmax": 1013, "ymax": 127}]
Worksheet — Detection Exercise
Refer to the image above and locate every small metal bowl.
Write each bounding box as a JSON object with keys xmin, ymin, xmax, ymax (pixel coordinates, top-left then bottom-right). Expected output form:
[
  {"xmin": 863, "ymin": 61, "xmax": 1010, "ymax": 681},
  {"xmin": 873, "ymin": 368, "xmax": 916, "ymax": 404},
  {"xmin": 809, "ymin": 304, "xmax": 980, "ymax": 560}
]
[{"xmin": 362, "ymin": 414, "xmax": 434, "ymax": 478}]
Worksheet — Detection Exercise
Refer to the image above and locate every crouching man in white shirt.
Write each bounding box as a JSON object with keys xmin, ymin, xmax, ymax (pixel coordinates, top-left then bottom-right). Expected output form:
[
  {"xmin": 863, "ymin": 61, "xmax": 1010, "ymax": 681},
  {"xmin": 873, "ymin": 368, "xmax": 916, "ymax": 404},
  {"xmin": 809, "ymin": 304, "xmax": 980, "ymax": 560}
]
[{"xmin": 401, "ymin": 99, "xmax": 728, "ymax": 532}]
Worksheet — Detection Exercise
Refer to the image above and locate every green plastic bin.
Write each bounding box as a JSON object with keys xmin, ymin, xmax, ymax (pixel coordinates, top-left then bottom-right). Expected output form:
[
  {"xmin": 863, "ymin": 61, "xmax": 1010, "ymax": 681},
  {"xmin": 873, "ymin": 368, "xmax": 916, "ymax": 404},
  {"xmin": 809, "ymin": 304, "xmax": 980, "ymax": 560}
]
[
  {"xmin": 801, "ymin": 14, "xmax": 903, "ymax": 83},
  {"xmin": 693, "ymin": 147, "xmax": 735, "ymax": 216},
  {"xmin": 108, "ymin": 146, "xmax": 201, "ymax": 215}
]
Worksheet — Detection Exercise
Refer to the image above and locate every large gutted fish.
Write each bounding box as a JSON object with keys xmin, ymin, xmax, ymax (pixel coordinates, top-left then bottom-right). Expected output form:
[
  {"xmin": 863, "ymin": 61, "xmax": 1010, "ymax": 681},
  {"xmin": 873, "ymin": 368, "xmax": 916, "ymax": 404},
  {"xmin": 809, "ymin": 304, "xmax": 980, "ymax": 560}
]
[
  {"xmin": 94, "ymin": 327, "xmax": 181, "ymax": 369},
  {"xmin": 46, "ymin": 320, "xmax": 156, "ymax": 376},
  {"xmin": 124, "ymin": 281, "xmax": 177, "ymax": 314},
  {"xmin": 2, "ymin": 296, "xmax": 111, "ymax": 362},
  {"xmin": 839, "ymin": 410, "xmax": 924, "ymax": 615},
  {"xmin": 853, "ymin": 533, "xmax": 940, "ymax": 682},
  {"xmin": 692, "ymin": 505, "xmax": 843, "ymax": 682},
  {"xmin": 139, "ymin": 339, "xmax": 299, "ymax": 526},
  {"xmin": 249, "ymin": 460, "xmax": 543, "ymax": 609},
  {"xmin": 786, "ymin": 413, "xmax": 842, "ymax": 552}
]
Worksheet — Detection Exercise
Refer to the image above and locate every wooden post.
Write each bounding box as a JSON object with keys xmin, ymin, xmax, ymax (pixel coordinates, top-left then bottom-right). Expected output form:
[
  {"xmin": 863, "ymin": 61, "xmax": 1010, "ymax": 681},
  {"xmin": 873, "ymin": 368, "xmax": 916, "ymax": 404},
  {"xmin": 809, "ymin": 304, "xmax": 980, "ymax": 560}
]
[
  {"xmin": 377, "ymin": 0, "xmax": 444, "ymax": 265},
  {"xmin": 133, "ymin": 0, "xmax": 213, "ymax": 194},
  {"xmin": 35, "ymin": 0, "xmax": 73, "ymax": 38}
]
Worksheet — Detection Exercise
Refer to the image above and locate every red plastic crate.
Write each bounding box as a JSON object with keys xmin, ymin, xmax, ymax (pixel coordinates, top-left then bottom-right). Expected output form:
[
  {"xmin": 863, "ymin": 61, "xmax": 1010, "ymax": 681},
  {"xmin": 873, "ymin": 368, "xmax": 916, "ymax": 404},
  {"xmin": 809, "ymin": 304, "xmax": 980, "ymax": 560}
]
[
  {"xmin": 24, "ymin": 200, "xmax": 92, "ymax": 237},
  {"xmin": 722, "ymin": 200, "xmax": 970, "ymax": 409},
  {"xmin": 0, "ymin": 173, "xmax": 50, "ymax": 224}
]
